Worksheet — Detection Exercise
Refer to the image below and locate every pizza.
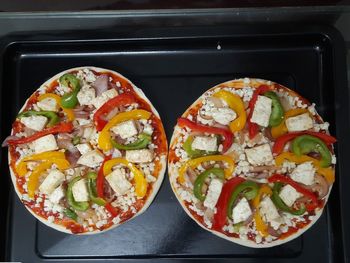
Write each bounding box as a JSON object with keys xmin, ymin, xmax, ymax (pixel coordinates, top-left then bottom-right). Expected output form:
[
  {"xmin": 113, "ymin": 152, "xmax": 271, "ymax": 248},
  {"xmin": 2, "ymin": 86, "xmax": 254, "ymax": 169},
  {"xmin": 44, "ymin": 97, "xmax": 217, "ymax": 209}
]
[
  {"xmin": 168, "ymin": 78, "xmax": 336, "ymax": 247},
  {"xmin": 3, "ymin": 66, "xmax": 167, "ymax": 234}
]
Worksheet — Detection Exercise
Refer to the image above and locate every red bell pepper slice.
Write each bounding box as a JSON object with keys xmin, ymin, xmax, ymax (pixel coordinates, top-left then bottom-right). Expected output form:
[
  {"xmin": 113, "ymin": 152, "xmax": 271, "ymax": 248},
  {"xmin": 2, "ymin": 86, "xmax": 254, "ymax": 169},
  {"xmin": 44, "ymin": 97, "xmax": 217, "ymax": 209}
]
[
  {"xmin": 272, "ymin": 131, "xmax": 337, "ymax": 155},
  {"xmin": 177, "ymin": 118, "xmax": 233, "ymax": 152},
  {"xmin": 96, "ymin": 155, "xmax": 120, "ymax": 217},
  {"xmin": 105, "ymin": 203, "xmax": 120, "ymax": 217},
  {"xmin": 212, "ymin": 177, "xmax": 245, "ymax": 231},
  {"xmin": 7, "ymin": 122, "xmax": 74, "ymax": 145},
  {"xmin": 268, "ymin": 174, "xmax": 319, "ymax": 211},
  {"xmin": 247, "ymin": 85, "xmax": 271, "ymax": 139},
  {"xmin": 93, "ymin": 93, "xmax": 136, "ymax": 131}
]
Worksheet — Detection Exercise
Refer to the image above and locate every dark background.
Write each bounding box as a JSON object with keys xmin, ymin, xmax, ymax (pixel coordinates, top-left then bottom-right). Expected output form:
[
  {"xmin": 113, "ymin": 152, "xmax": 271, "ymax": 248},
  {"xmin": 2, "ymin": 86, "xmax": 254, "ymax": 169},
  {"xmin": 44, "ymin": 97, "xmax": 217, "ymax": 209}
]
[
  {"xmin": 0, "ymin": 0, "xmax": 348, "ymax": 12},
  {"xmin": 0, "ymin": 2, "xmax": 349, "ymax": 262}
]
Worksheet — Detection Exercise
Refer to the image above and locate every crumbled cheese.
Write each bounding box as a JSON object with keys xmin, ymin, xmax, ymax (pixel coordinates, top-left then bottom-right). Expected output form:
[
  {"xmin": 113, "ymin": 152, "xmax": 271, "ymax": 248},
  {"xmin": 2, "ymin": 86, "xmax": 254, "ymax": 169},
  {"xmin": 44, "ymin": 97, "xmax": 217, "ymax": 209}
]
[
  {"xmin": 313, "ymin": 122, "xmax": 330, "ymax": 132},
  {"xmin": 140, "ymin": 119, "xmax": 154, "ymax": 135},
  {"xmin": 189, "ymin": 204, "xmax": 205, "ymax": 216},
  {"xmin": 111, "ymin": 188, "xmax": 136, "ymax": 212},
  {"xmin": 47, "ymin": 216, "xmax": 55, "ymax": 223},
  {"xmin": 308, "ymin": 103, "xmax": 317, "ymax": 116},
  {"xmin": 331, "ymin": 155, "xmax": 336, "ymax": 164},
  {"xmin": 112, "ymin": 216, "xmax": 121, "ymax": 225},
  {"xmin": 76, "ymin": 68, "xmax": 97, "ymax": 83}
]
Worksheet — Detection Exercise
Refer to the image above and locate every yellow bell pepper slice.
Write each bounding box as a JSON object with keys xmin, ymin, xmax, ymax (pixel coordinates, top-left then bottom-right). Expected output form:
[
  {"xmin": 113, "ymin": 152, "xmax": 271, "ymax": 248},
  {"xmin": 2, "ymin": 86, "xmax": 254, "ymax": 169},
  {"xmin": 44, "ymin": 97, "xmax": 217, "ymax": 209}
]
[
  {"xmin": 16, "ymin": 151, "xmax": 67, "ymax": 176},
  {"xmin": 252, "ymin": 185, "xmax": 272, "ymax": 237},
  {"xmin": 103, "ymin": 158, "xmax": 148, "ymax": 198},
  {"xmin": 27, "ymin": 159, "xmax": 70, "ymax": 198},
  {"xmin": 178, "ymin": 155, "xmax": 235, "ymax": 184},
  {"xmin": 275, "ymin": 152, "xmax": 335, "ymax": 183},
  {"xmin": 213, "ymin": 90, "xmax": 246, "ymax": 132},
  {"xmin": 271, "ymin": 108, "xmax": 308, "ymax": 139},
  {"xmin": 98, "ymin": 109, "xmax": 152, "ymax": 152},
  {"xmin": 38, "ymin": 93, "xmax": 75, "ymax": 121}
]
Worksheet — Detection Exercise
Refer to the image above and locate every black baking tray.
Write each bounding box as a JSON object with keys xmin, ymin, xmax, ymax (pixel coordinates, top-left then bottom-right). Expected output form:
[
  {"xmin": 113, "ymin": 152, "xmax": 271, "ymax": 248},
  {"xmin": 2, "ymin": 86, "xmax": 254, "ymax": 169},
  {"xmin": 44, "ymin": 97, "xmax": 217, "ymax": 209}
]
[{"xmin": 0, "ymin": 22, "xmax": 348, "ymax": 263}]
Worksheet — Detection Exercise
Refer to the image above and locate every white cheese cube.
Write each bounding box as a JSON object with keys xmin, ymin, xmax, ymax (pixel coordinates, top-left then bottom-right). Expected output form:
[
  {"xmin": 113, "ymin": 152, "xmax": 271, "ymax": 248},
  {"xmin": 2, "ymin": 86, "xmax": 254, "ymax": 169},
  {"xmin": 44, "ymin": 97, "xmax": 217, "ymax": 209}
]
[
  {"xmin": 37, "ymin": 98, "xmax": 59, "ymax": 112},
  {"xmin": 111, "ymin": 120, "xmax": 138, "ymax": 139},
  {"xmin": 279, "ymin": 184, "xmax": 302, "ymax": 207},
  {"xmin": 211, "ymin": 108, "xmax": 237, "ymax": 125},
  {"xmin": 105, "ymin": 168, "xmax": 132, "ymax": 196},
  {"xmin": 72, "ymin": 178, "xmax": 89, "ymax": 202},
  {"xmin": 191, "ymin": 136, "xmax": 218, "ymax": 152},
  {"xmin": 77, "ymin": 86, "xmax": 96, "ymax": 106},
  {"xmin": 203, "ymin": 178, "xmax": 223, "ymax": 209},
  {"xmin": 39, "ymin": 170, "xmax": 65, "ymax": 195},
  {"xmin": 77, "ymin": 149, "xmax": 104, "ymax": 168},
  {"xmin": 245, "ymin": 143, "xmax": 273, "ymax": 166},
  {"xmin": 76, "ymin": 143, "xmax": 92, "ymax": 155},
  {"xmin": 125, "ymin": 149, "xmax": 154, "ymax": 163},
  {"xmin": 49, "ymin": 185, "xmax": 65, "ymax": 204},
  {"xmin": 259, "ymin": 196, "xmax": 284, "ymax": 229},
  {"xmin": 290, "ymin": 162, "xmax": 315, "ymax": 185},
  {"xmin": 20, "ymin": 115, "xmax": 48, "ymax": 131},
  {"xmin": 92, "ymin": 89, "xmax": 118, "ymax": 109},
  {"xmin": 76, "ymin": 118, "xmax": 91, "ymax": 126},
  {"xmin": 285, "ymin": 113, "xmax": 313, "ymax": 132},
  {"xmin": 250, "ymin": 95, "xmax": 272, "ymax": 127},
  {"xmin": 82, "ymin": 127, "xmax": 94, "ymax": 140},
  {"xmin": 32, "ymin": 134, "xmax": 58, "ymax": 153},
  {"xmin": 232, "ymin": 197, "xmax": 252, "ymax": 224}
]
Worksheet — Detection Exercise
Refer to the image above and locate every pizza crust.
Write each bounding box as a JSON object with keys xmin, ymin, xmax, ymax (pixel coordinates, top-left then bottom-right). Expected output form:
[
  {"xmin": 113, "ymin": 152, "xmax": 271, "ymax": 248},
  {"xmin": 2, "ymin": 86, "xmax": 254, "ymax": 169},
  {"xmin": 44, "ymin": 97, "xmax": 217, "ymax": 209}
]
[
  {"xmin": 8, "ymin": 66, "xmax": 167, "ymax": 234},
  {"xmin": 168, "ymin": 78, "xmax": 333, "ymax": 247}
]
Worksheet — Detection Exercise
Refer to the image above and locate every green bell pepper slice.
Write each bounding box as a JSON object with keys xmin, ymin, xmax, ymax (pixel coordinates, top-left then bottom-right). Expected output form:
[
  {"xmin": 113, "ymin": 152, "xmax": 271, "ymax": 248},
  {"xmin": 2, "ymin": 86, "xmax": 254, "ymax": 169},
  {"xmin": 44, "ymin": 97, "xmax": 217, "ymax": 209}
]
[
  {"xmin": 291, "ymin": 134, "xmax": 332, "ymax": 167},
  {"xmin": 263, "ymin": 91, "xmax": 284, "ymax": 127},
  {"xmin": 183, "ymin": 135, "xmax": 217, "ymax": 158},
  {"xmin": 64, "ymin": 208, "xmax": 78, "ymax": 221},
  {"xmin": 72, "ymin": 136, "xmax": 81, "ymax": 145},
  {"xmin": 17, "ymin": 110, "xmax": 60, "ymax": 127},
  {"xmin": 193, "ymin": 167, "xmax": 225, "ymax": 201},
  {"xmin": 87, "ymin": 172, "xmax": 107, "ymax": 206},
  {"xmin": 227, "ymin": 181, "xmax": 259, "ymax": 220},
  {"xmin": 271, "ymin": 182, "xmax": 306, "ymax": 215},
  {"xmin": 66, "ymin": 176, "xmax": 89, "ymax": 211},
  {"xmin": 60, "ymin": 73, "xmax": 81, "ymax": 109},
  {"xmin": 111, "ymin": 133, "xmax": 151, "ymax": 150}
]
